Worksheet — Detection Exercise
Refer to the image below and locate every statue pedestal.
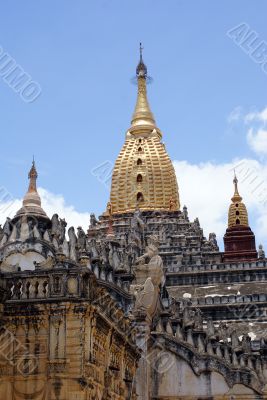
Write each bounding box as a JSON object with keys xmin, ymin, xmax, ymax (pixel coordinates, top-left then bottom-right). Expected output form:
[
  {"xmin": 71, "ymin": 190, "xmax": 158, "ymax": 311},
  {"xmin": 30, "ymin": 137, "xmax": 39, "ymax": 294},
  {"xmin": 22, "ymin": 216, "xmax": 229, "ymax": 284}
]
[{"xmin": 134, "ymin": 319, "xmax": 151, "ymax": 400}]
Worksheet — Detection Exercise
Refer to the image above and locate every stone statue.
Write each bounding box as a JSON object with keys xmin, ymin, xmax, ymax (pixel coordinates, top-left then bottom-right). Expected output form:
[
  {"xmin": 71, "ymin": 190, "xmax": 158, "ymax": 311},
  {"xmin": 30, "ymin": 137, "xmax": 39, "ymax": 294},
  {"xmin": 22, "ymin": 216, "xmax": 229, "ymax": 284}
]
[
  {"xmin": 209, "ymin": 232, "xmax": 218, "ymax": 250},
  {"xmin": 51, "ymin": 214, "xmax": 66, "ymax": 244},
  {"xmin": 77, "ymin": 226, "xmax": 86, "ymax": 251},
  {"xmin": 58, "ymin": 218, "xmax": 67, "ymax": 243},
  {"xmin": 242, "ymin": 333, "xmax": 251, "ymax": 353},
  {"xmin": 136, "ymin": 235, "xmax": 161, "ymax": 268},
  {"xmin": 130, "ymin": 209, "xmax": 144, "ymax": 248},
  {"xmin": 68, "ymin": 227, "xmax": 77, "ymax": 261},
  {"xmin": 126, "ymin": 241, "xmax": 139, "ymax": 267},
  {"xmin": 182, "ymin": 307, "xmax": 195, "ymax": 329},
  {"xmin": 206, "ymin": 318, "xmax": 216, "ymax": 339},
  {"xmin": 99, "ymin": 241, "xmax": 108, "ymax": 264},
  {"xmin": 89, "ymin": 213, "xmax": 98, "ymax": 227},
  {"xmin": 20, "ymin": 215, "xmax": 30, "ymax": 241},
  {"xmin": 133, "ymin": 278, "xmax": 155, "ymax": 315},
  {"xmin": 217, "ymin": 321, "xmax": 229, "ymax": 343},
  {"xmin": 108, "ymin": 242, "xmax": 121, "ymax": 271},
  {"xmin": 258, "ymin": 244, "xmax": 265, "ymax": 259},
  {"xmin": 106, "ymin": 202, "xmax": 113, "ymax": 217},
  {"xmin": 3, "ymin": 217, "xmax": 12, "ymax": 238},
  {"xmin": 183, "ymin": 205, "xmax": 188, "ymax": 220},
  {"xmin": 194, "ymin": 218, "xmax": 200, "ymax": 228},
  {"xmin": 62, "ymin": 239, "xmax": 70, "ymax": 258},
  {"xmin": 131, "ymin": 235, "xmax": 164, "ymax": 319},
  {"xmin": 9, "ymin": 223, "xmax": 17, "ymax": 241},
  {"xmin": 88, "ymin": 238, "xmax": 99, "ymax": 260},
  {"xmin": 230, "ymin": 329, "xmax": 240, "ymax": 350},
  {"xmin": 51, "ymin": 214, "xmax": 59, "ymax": 237},
  {"xmin": 194, "ymin": 308, "xmax": 203, "ymax": 330}
]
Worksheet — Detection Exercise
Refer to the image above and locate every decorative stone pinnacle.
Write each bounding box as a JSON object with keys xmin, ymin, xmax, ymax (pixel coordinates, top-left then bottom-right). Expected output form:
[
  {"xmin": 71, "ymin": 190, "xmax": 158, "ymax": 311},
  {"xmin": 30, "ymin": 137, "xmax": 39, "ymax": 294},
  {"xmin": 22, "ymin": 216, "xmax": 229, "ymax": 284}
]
[{"xmin": 15, "ymin": 160, "xmax": 48, "ymax": 219}]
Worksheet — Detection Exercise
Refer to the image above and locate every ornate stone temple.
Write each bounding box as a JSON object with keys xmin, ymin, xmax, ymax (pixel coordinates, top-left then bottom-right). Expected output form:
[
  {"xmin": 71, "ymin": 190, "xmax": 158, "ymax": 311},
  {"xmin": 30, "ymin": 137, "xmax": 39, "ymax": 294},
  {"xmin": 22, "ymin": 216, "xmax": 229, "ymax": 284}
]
[{"xmin": 0, "ymin": 46, "xmax": 267, "ymax": 399}]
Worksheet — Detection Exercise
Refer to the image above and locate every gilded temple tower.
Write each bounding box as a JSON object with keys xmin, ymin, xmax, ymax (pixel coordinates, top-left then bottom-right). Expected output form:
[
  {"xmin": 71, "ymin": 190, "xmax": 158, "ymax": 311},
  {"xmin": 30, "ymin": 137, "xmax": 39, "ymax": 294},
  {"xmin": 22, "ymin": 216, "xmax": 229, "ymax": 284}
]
[{"xmin": 110, "ymin": 45, "xmax": 180, "ymax": 214}]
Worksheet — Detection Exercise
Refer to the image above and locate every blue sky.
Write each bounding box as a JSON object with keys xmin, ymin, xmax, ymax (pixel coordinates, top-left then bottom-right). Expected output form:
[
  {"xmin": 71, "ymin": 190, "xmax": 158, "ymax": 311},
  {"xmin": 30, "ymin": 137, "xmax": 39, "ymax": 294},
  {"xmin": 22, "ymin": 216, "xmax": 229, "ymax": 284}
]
[{"xmin": 1, "ymin": 0, "xmax": 267, "ymax": 248}]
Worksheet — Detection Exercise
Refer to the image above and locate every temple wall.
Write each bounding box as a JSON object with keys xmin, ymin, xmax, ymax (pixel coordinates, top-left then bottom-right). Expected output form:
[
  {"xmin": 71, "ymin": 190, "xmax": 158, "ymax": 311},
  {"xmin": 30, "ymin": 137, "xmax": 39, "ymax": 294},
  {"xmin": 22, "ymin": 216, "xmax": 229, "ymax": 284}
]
[{"xmin": 149, "ymin": 351, "xmax": 261, "ymax": 400}]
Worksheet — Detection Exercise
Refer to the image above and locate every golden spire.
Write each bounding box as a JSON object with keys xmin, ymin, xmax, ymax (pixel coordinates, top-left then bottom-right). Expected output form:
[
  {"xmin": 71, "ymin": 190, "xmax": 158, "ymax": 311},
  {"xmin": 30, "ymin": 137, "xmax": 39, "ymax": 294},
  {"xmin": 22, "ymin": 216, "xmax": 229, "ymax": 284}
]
[
  {"xmin": 130, "ymin": 43, "xmax": 157, "ymax": 133},
  {"xmin": 16, "ymin": 160, "xmax": 48, "ymax": 218},
  {"xmin": 110, "ymin": 45, "xmax": 180, "ymax": 214},
  {"xmin": 231, "ymin": 172, "xmax": 242, "ymax": 203},
  {"xmin": 228, "ymin": 173, "xmax": 248, "ymax": 227}
]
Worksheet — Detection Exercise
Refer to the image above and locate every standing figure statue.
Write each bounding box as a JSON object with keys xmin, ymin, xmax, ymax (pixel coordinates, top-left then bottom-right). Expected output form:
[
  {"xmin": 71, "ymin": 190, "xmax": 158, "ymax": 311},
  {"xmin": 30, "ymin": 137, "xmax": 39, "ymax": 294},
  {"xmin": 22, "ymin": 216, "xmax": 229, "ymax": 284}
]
[
  {"xmin": 130, "ymin": 209, "xmax": 145, "ymax": 248},
  {"xmin": 58, "ymin": 218, "xmax": 67, "ymax": 244},
  {"xmin": 209, "ymin": 232, "xmax": 218, "ymax": 251},
  {"xmin": 89, "ymin": 213, "xmax": 98, "ymax": 228},
  {"xmin": 108, "ymin": 242, "xmax": 121, "ymax": 270},
  {"xmin": 131, "ymin": 235, "xmax": 165, "ymax": 318},
  {"xmin": 258, "ymin": 244, "xmax": 265, "ymax": 259},
  {"xmin": 88, "ymin": 238, "xmax": 99, "ymax": 260},
  {"xmin": 136, "ymin": 235, "xmax": 161, "ymax": 268},
  {"xmin": 3, "ymin": 217, "xmax": 12, "ymax": 238},
  {"xmin": 51, "ymin": 214, "xmax": 59, "ymax": 237},
  {"xmin": 77, "ymin": 226, "xmax": 86, "ymax": 251},
  {"xmin": 68, "ymin": 227, "xmax": 77, "ymax": 261},
  {"xmin": 194, "ymin": 308, "xmax": 203, "ymax": 330},
  {"xmin": 106, "ymin": 202, "xmax": 113, "ymax": 217},
  {"xmin": 51, "ymin": 214, "xmax": 66, "ymax": 244},
  {"xmin": 99, "ymin": 241, "xmax": 108, "ymax": 265}
]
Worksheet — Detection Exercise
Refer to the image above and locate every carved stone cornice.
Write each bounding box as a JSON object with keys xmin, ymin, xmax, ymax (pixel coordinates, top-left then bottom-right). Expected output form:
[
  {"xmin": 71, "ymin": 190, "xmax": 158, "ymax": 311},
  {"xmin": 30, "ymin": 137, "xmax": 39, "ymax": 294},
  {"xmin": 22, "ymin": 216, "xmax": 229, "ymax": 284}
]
[{"xmin": 151, "ymin": 332, "xmax": 263, "ymax": 394}]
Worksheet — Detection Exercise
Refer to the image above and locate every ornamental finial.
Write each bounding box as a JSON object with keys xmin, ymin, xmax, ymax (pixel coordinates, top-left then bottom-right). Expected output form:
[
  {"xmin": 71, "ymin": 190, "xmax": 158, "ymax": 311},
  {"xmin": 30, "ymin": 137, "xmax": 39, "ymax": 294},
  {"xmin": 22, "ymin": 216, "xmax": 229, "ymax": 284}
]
[
  {"xmin": 139, "ymin": 42, "xmax": 143, "ymax": 62},
  {"xmin": 28, "ymin": 159, "xmax": 38, "ymax": 192},
  {"xmin": 232, "ymin": 171, "xmax": 241, "ymax": 202},
  {"xmin": 136, "ymin": 42, "xmax": 147, "ymax": 78},
  {"xmin": 131, "ymin": 44, "xmax": 156, "ymax": 131},
  {"xmin": 15, "ymin": 159, "xmax": 48, "ymax": 218}
]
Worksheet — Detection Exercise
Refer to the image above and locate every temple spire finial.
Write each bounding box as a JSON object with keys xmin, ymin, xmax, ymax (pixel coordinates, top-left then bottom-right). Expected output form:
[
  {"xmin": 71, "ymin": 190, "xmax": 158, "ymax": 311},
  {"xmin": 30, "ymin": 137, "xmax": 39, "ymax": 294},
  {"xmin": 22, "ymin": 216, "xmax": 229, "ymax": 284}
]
[
  {"xmin": 232, "ymin": 171, "xmax": 242, "ymax": 203},
  {"xmin": 139, "ymin": 42, "xmax": 143, "ymax": 62},
  {"xmin": 15, "ymin": 159, "xmax": 48, "ymax": 218},
  {"xmin": 130, "ymin": 43, "xmax": 157, "ymax": 133},
  {"xmin": 27, "ymin": 158, "xmax": 38, "ymax": 194}
]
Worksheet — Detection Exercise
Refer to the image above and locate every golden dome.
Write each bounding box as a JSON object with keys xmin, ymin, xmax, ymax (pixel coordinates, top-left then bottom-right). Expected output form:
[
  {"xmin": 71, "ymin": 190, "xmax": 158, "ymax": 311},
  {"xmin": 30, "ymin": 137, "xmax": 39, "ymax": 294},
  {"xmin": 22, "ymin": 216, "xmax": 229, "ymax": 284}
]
[
  {"xmin": 110, "ymin": 45, "xmax": 180, "ymax": 214},
  {"xmin": 228, "ymin": 175, "xmax": 248, "ymax": 227}
]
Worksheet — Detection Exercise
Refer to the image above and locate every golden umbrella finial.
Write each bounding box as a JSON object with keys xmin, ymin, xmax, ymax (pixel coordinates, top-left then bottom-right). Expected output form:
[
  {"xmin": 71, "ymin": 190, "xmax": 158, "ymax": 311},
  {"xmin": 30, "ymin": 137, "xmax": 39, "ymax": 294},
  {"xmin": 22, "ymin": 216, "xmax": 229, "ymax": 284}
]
[
  {"xmin": 130, "ymin": 43, "xmax": 156, "ymax": 132},
  {"xmin": 232, "ymin": 171, "xmax": 242, "ymax": 203}
]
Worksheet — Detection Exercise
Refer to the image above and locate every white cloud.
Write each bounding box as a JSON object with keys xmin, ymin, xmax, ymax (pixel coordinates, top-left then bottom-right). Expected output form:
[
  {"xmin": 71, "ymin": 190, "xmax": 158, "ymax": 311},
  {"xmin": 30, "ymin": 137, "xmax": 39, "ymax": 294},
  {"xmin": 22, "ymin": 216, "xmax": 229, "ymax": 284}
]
[
  {"xmin": 38, "ymin": 188, "xmax": 91, "ymax": 230},
  {"xmin": 174, "ymin": 158, "xmax": 267, "ymax": 249},
  {"xmin": 247, "ymin": 128, "xmax": 267, "ymax": 156},
  {"xmin": 245, "ymin": 107, "xmax": 267, "ymax": 124},
  {"xmin": 227, "ymin": 106, "xmax": 243, "ymax": 123},
  {"xmin": 0, "ymin": 187, "xmax": 90, "ymax": 232},
  {"xmin": 244, "ymin": 107, "xmax": 267, "ymax": 156}
]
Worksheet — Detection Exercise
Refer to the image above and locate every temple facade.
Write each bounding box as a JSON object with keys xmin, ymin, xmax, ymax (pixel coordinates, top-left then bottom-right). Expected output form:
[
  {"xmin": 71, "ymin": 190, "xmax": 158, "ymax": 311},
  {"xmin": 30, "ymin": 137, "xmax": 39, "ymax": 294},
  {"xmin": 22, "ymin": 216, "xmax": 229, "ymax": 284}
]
[{"xmin": 0, "ymin": 46, "xmax": 267, "ymax": 399}]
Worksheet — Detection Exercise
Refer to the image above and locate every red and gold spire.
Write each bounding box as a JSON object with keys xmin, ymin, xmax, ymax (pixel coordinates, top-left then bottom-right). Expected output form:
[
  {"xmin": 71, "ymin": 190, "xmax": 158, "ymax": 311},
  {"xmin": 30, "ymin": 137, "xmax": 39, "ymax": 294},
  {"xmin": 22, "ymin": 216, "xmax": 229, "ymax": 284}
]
[
  {"xmin": 223, "ymin": 173, "xmax": 257, "ymax": 262},
  {"xmin": 228, "ymin": 174, "xmax": 249, "ymax": 228}
]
